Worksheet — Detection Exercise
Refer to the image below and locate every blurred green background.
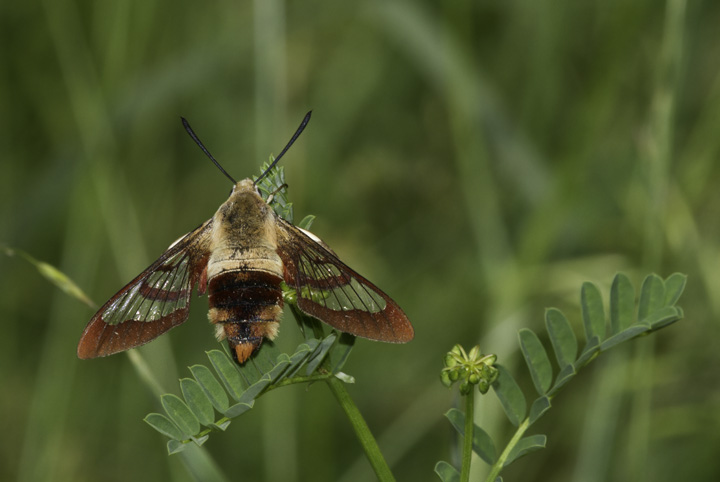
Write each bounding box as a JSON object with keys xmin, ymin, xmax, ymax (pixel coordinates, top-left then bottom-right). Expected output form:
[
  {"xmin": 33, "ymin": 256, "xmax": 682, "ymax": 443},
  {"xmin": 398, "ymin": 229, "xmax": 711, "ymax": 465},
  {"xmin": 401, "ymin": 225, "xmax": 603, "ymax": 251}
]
[{"xmin": 2, "ymin": 0, "xmax": 719, "ymax": 480}]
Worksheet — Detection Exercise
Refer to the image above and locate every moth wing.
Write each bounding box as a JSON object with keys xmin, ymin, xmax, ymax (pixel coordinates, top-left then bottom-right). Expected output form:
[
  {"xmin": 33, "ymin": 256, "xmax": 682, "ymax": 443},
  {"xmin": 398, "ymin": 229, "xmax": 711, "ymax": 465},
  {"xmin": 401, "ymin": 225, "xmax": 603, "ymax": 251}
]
[
  {"xmin": 77, "ymin": 219, "xmax": 213, "ymax": 359},
  {"xmin": 276, "ymin": 220, "xmax": 414, "ymax": 343}
]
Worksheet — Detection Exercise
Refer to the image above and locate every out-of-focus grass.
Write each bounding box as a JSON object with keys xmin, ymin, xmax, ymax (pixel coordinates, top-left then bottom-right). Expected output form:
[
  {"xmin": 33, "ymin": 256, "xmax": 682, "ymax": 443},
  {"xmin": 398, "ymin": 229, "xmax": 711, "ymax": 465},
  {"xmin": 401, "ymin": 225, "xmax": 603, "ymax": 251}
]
[{"xmin": 2, "ymin": 0, "xmax": 720, "ymax": 481}]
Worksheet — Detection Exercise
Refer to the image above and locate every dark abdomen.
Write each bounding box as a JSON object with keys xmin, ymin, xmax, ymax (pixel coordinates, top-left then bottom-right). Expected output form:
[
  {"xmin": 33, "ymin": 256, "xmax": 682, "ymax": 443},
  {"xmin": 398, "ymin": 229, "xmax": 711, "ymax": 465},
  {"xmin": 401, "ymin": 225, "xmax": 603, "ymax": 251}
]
[{"xmin": 208, "ymin": 270, "xmax": 284, "ymax": 363}]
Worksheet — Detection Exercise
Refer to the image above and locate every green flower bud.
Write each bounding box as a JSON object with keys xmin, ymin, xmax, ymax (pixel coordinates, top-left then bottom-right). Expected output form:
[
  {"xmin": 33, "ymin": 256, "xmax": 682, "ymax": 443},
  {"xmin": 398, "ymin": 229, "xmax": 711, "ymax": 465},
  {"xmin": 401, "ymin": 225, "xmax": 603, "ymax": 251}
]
[
  {"xmin": 468, "ymin": 372, "xmax": 480, "ymax": 385},
  {"xmin": 468, "ymin": 345, "xmax": 481, "ymax": 361},
  {"xmin": 444, "ymin": 353, "xmax": 458, "ymax": 368},
  {"xmin": 482, "ymin": 365, "xmax": 499, "ymax": 384},
  {"xmin": 478, "ymin": 379, "xmax": 489, "ymax": 394},
  {"xmin": 440, "ymin": 370, "xmax": 453, "ymax": 387}
]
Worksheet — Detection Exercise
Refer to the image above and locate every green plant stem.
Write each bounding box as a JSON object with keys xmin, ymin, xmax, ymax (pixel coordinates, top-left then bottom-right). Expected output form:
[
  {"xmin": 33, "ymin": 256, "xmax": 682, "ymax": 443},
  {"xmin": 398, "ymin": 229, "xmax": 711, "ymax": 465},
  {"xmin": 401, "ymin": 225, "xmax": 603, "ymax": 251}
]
[
  {"xmin": 325, "ymin": 376, "xmax": 396, "ymax": 482},
  {"xmin": 485, "ymin": 417, "xmax": 531, "ymax": 482},
  {"xmin": 460, "ymin": 390, "xmax": 475, "ymax": 482}
]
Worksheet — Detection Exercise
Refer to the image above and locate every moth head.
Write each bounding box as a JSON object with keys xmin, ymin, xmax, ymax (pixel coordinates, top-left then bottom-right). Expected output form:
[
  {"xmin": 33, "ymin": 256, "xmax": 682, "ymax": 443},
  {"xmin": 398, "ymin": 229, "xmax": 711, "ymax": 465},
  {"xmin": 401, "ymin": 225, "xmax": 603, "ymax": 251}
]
[{"xmin": 233, "ymin": 178, "xmax": 259, "ymax": 197}]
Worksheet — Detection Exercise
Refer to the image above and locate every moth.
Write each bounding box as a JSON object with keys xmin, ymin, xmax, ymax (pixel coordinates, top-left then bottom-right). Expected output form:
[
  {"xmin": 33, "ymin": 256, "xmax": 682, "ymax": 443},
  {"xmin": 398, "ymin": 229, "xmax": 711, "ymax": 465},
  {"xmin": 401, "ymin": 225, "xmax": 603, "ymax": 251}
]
[{"xmin": 77, "ymin": 112, "xmax": 414, "ymax": 364}]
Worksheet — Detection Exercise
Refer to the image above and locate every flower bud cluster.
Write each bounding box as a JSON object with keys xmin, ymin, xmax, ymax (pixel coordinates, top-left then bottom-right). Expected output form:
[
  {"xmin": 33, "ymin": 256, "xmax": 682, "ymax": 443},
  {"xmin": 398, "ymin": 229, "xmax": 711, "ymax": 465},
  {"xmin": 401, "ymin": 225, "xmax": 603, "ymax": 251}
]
[{"xmin": 441, "ymin": 344, "xmax": 499, "ymax": 395}]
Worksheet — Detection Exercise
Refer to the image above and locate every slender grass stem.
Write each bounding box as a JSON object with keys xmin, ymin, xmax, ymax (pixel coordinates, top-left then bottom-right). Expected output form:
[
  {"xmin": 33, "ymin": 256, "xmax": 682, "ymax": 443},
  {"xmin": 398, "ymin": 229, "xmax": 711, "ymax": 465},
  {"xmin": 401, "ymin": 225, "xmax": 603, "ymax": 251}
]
[{"xmin": 126, "ymin": 350, "xmax": 166, "ymax": 398}]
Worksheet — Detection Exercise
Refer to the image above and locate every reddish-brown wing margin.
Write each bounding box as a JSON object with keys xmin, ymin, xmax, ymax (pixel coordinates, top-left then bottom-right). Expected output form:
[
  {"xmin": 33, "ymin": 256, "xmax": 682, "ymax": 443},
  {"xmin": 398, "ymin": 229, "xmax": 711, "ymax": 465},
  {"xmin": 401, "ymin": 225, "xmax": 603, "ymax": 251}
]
[
  {"xmin": 277, "ymin": 220, "xmax": 414, "ymax": 343},
  {"xmin": 77, "ymin": 220, "xmax": 212, "ymax": 359}
]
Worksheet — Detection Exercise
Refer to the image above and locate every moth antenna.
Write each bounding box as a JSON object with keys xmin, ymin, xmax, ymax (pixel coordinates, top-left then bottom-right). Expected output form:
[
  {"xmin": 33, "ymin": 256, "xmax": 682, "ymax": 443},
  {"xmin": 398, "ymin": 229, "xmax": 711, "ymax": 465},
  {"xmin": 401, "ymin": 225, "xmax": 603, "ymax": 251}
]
[
  {"xmin": 181, "ymin": 117, "xmax": 238, "ymax": 185},
  {"xmin": 255, "ymin": 111, "xmax": 312, "ymax": 185}
]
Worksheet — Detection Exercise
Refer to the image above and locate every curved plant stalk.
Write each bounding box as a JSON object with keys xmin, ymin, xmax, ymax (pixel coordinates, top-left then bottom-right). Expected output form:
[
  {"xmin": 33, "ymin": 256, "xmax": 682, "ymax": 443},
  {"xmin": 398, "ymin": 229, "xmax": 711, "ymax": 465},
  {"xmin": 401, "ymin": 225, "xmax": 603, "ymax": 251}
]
[{"xmin": 326, "ymin": 376, "xmax": 396, "ymax": 482}]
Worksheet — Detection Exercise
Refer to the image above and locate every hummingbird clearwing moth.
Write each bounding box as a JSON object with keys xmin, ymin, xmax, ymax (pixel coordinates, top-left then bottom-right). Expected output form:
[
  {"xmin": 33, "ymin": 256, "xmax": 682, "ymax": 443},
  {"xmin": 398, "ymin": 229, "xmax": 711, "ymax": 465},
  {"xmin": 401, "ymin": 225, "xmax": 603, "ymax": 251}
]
[{"xmin": 77, "ymin": 112, "xmax": 414, "ymax": 364}]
